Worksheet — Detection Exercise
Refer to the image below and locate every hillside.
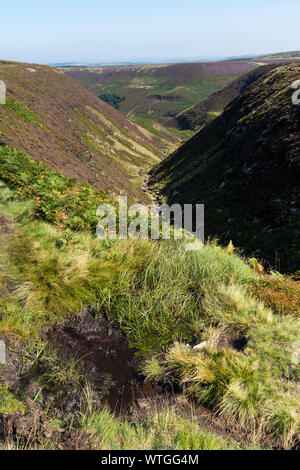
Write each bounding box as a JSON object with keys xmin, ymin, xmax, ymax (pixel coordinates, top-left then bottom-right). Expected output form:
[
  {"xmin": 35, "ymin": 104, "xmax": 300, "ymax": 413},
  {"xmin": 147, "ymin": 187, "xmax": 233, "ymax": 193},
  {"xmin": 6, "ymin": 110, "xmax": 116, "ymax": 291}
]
[
  {"xmin": 260, "ymin": 51, "xmax": 300, "ymax": 61},
  {"xmin": 149, "ymin": 64, "xmax": 300, "ymax": 272},
  {"xmin": 61, "ymin": 61, "xmax": 259, "ymax": 137},
  {"xmin": 166, "ymin": 64, "xmax": 277, "ymax": 131},
  {"xmin": 0, "ymin": 60, "xmax": 173, "ymax": 202},
  {"xmin": 0, "ymin": 176, "xmax": 299, "ymax": 450},
  {"xmin": 0, "ymin": 63, "xmax": 299, "ymax": 451}
]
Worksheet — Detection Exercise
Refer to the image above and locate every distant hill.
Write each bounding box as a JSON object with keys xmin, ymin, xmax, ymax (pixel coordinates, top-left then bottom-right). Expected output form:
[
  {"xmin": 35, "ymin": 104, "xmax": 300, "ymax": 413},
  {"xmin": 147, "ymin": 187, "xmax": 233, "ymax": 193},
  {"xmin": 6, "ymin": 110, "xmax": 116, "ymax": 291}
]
[
  {"xmin": 260, "ymin": 51, "xmax": 300, "ymax": 60},
  {"xmin": 149, "ymin": 64, "xmax": 300, "ymax": 272},
  {"xmin": 166, "ymin": 65, "xmax": 277, "ymax": 131},
  {"xmin": 61, "ymin": 61, "xmax": 259, "ymax": 138},
  {"xmin": 0, "ymin": 61, "xmax": 173, "ymax": 202}
]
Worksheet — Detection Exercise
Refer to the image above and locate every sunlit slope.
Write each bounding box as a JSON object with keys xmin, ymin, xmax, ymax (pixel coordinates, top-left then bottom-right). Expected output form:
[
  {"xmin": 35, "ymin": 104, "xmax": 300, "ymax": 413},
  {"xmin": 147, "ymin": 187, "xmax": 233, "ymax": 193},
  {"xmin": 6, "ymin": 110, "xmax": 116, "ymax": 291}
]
[
  {"xmin": 0, "ymin": 60, "xmax": 172, "ymax": 202},
  {"xmin": 62, "ymin": 61, "xmax": 259, "ymax": 127}
]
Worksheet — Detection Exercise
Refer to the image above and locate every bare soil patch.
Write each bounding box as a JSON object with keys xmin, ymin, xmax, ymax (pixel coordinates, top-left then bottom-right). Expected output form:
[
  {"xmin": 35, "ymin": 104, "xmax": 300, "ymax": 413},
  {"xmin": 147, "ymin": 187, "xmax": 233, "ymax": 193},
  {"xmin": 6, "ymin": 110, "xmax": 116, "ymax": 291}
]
[{"xmin": 47, "ymin": 308, "xmax": 156, "ymax": 412}]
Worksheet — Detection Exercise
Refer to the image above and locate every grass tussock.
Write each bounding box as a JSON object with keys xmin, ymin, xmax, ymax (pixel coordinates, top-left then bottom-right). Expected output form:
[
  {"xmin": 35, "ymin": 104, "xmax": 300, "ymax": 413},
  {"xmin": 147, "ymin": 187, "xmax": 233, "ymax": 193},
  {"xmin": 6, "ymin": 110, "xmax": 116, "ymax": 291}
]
[{"xmin": 157, "ymin": 342, "xmax": 300, "ymax": 448}]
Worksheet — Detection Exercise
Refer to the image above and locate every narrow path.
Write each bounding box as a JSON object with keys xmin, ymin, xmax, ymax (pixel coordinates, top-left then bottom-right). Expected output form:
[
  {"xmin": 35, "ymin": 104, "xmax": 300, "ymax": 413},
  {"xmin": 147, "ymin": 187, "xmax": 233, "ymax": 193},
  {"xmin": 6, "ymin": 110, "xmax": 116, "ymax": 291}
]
[{"xmin": 0, "ymin": 213, "xmax": 15, "ymax": 236}]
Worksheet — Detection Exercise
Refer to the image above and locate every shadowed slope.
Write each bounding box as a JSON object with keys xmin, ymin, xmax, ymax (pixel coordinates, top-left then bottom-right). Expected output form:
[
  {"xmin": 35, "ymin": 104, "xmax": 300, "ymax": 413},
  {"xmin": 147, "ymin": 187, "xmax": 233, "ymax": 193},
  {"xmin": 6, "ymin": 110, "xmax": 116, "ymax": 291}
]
[{"xmin": 150, "ymin": 64, "xmax": 300, "ymax": 272}]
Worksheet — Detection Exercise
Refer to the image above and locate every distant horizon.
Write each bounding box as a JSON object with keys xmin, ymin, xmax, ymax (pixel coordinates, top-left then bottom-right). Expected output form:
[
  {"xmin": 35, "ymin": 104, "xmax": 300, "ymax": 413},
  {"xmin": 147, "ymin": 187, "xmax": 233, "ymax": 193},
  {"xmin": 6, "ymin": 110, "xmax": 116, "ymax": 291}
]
[
  {"xmin": 1, "ymin": 50, "xmax": 294, "ymax": 68},
  {"xmin": 46, "ymin": 55, "xmax": 253, "ymax": 67}
]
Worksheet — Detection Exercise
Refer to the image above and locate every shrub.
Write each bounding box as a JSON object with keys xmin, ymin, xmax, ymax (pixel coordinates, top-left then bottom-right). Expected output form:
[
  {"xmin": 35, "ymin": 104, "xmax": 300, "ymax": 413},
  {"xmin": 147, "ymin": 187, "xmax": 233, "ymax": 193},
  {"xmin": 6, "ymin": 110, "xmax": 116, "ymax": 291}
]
[
  {"xmin": 0, "ymin": 146, "xmax": 113, "ymax": 230},
  {"xmin": 98, "ymin": 93, "xmax": 125, "ymax": 110}
]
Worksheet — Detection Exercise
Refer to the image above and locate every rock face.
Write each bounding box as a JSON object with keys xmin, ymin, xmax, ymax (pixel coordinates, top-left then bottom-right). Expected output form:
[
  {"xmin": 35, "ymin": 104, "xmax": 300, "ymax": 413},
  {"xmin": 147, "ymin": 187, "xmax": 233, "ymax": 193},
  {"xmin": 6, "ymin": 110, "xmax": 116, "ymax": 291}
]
[
  {"xmin": 0, "ymin": 81, "xmax": 5, "ymax": 104},
  {"xmin": 0, "ymin": 340, "xmax": 5, "ymax": 365},
  {"xmin": 149, "ymin": 64, "xmax": 300, "ymax": 272}
]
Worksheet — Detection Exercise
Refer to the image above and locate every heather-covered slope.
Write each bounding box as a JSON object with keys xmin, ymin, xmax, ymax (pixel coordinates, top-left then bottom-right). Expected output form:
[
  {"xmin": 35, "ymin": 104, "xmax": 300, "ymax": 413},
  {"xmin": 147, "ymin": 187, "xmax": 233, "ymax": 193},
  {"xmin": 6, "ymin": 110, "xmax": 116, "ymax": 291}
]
[
  {"xmin": 0, "ymin": 181, "xmax": 299, "ymax": 450},
  {"xmin": 0, "ymin": 61, "xmax": 171, "ymax": 202},
  {"xmin": 166, "ymin": 65, "xmax": 277, "ymax": 131},
  {"xmin": 149, "ymin": 64, "xmax": 300, "ymax": 272}
]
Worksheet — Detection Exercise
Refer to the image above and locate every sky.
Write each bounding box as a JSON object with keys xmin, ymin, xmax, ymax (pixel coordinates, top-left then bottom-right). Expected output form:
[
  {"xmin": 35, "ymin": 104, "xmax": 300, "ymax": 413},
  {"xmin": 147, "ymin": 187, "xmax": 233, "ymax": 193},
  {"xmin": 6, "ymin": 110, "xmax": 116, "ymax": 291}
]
[{"xmin": 1, "ymin": 0, "xmax": 300, "ymax": 64}]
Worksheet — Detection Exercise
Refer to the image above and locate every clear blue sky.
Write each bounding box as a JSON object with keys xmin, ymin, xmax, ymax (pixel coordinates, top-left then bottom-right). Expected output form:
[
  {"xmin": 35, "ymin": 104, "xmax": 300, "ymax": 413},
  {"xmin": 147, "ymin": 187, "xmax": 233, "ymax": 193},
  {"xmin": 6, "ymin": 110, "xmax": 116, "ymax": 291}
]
[{"xmin": 1, "ymin": 0, "xmax": 300, "ymax": 63}]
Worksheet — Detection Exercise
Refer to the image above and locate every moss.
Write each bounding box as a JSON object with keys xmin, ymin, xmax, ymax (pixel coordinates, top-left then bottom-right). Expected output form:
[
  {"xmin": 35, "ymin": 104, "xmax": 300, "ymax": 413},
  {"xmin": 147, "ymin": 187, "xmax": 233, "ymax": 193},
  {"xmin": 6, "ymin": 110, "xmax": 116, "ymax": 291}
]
[{"xmin": 0, "ymin": 384, "xmax": 26, "ymax": 414}]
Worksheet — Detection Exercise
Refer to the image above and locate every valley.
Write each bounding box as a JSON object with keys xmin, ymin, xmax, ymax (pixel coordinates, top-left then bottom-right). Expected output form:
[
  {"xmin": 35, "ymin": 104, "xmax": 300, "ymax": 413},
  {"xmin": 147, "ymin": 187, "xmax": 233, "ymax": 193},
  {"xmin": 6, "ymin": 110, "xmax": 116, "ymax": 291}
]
[
  {"xmin": 61, "ymin": 60, "xmax": 261, "ymax": 141},
  {"xmin": 0, "ymin": 60, "xmax": 176, "ymax": 203},
  {"xmin": 0, "ymin": 56, "xmax": 299, "ymax": 451}
]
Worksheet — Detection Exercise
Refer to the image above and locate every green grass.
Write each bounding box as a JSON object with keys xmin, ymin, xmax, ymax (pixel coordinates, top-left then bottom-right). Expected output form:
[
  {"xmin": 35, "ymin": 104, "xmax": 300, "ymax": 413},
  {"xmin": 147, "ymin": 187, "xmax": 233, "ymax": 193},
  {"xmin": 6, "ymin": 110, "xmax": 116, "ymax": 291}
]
[
  {"xmin": 0, "ymin": 146, "xmax": 113, "ymax": 230},
  {"xmin": 0, "ymin": 179, "xmax": 299, "ymax": 449},
  {"xmin": 0, "ymin": 384, "xmax": 26, "ymax": 414},
  {"xmin": 133, "ymin": 117, "xmax": 162, "ymax": 137},
  {"xmin": 3, "ymin": 96, "xmax": 40, "ymax": 123},
  {"xmin": 165, "ymin": 126, "xmax": 195, "ymax": 141},
  {"xmin": 132, "ymin": 116, "xmax": 193, "ymax": 143},
  {"xmin": 79, "ymin": 405, "xmax": 241, "ymax": 450}
]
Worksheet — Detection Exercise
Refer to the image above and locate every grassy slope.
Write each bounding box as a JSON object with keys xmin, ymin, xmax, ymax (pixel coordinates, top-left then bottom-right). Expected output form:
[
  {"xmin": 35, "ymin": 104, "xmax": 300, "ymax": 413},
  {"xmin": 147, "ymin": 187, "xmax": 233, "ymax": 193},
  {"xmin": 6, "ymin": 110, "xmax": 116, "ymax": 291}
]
[
  {"xmin": 149, "ymin": 64, "xmax": 300, "ymax": 272},
  {"xmin": 0, "ymin": 60, "xmax": 175, "ymax": 203},
  {"xmin": 61, "ymin": 61, "xmax": 259, "ymax": 134},
  {"xmin": 166, "ymin": 65, "xmax": 278, "ymax": 131},
  {"xmin": 0, "ymin": 177, "xmax": 299, "ymax": 449}
]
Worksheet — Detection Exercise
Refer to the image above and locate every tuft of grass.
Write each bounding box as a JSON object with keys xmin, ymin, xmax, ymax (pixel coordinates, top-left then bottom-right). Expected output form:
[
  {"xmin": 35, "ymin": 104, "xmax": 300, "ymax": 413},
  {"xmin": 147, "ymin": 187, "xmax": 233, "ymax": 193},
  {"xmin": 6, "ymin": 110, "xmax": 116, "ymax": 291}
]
[
  {"xmin": 79, "ymin": 405, "xmax": 241, "ymax": 450},
  {"xmin": 157, "ymin": 333, "xmax": 300, "ymax": 448},
  {"xmin": 4, "ymin": 96, "xmax": 40, "ymax": 123},
  {"xmin": 141, "ymin": 356, "xmax": 165, "ymax": 383}
]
